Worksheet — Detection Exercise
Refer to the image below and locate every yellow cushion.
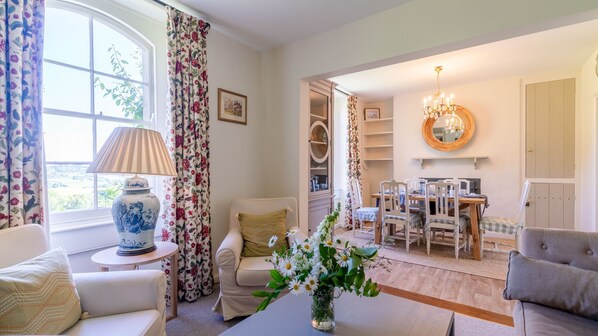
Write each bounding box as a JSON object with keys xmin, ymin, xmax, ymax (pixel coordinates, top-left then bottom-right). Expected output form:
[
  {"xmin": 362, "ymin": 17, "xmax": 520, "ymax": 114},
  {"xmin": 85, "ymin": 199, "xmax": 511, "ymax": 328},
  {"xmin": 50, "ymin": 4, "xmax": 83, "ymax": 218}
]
[
  {"xmin": 238, "ymin": 209, "xmax": 289, "ymax": 257},
  {"xmin": 0, "ymin": 247, "xmax": 82, "ymax": 335}
]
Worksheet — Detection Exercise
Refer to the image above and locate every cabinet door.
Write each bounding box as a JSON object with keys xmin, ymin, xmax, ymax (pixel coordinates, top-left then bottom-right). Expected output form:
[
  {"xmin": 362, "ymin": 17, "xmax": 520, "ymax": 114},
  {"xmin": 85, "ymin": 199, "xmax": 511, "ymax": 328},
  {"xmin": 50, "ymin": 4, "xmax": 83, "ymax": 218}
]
[{"xmin": 308, "ymin": 197, "xmax": 333, "ymax": 235}]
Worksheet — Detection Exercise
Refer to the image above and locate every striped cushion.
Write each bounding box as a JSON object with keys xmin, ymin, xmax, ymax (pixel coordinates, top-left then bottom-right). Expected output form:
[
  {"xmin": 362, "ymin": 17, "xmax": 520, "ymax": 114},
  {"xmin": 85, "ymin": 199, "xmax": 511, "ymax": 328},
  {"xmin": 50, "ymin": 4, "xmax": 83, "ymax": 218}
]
[
  {"xmin": 427, "ymin": 215, "xmax": 470, "ymax": 231},
  {"xmin": 480, "ymin": 216, "xmax": 519, "ymax": 235},
  {"xmin": 356, "ymin": 207, "xmax": 378, "ymax": 222},
  {"xmin": 0, "ymin": 247, "xmax": 82, "ymax": 335},
  {"xmin": 383, "ymin": 213, "xmax": 423, "ymax": 228}
]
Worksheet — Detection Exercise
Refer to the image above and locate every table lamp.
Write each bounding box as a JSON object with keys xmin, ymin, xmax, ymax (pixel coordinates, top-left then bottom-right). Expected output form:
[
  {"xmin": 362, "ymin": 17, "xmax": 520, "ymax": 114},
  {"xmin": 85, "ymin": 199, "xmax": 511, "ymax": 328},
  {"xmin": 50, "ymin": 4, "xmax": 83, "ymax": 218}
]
[{"xmin": 87, "ymin": 127, "xmax": 177, "ymax": 256}]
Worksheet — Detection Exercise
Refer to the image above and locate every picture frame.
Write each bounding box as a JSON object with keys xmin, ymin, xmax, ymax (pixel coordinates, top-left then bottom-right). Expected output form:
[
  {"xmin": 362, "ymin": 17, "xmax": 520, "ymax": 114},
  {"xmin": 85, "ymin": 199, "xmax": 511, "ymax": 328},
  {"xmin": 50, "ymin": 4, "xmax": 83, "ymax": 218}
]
[
  {"xmin": 364, "ymin": 108, "xmax": 380, "ymax": 121},
  {"xmin": 218, "ymin": 88, "xmax": 247, "ymax": 125}
]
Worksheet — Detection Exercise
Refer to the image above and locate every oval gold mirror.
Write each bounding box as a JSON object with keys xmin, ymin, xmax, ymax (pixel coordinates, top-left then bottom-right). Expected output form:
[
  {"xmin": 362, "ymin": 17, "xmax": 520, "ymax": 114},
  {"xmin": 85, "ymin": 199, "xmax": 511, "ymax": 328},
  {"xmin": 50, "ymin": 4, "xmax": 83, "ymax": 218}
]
[{"xmin": 421, "ymin": 105, "xmax": 475, "ymax": 152}]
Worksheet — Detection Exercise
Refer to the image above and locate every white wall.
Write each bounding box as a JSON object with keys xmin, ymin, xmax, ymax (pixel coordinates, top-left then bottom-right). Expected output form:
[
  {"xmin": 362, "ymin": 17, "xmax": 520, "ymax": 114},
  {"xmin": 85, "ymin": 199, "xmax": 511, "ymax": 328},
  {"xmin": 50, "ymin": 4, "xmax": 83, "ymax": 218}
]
[
  {"xmin": 394, "ymin": 78, "xmax": 521, "ymax": 218},
  {"xmin": 580, "ymin": 49, "xmax": 598, "ymax": 232},
  {"xmin": 208, "ymin": 29, "xmax": 266, "ymax": 264},
  {"xmin": 261, "ymin": 0, "xmax": 598, "ymax": 234}
]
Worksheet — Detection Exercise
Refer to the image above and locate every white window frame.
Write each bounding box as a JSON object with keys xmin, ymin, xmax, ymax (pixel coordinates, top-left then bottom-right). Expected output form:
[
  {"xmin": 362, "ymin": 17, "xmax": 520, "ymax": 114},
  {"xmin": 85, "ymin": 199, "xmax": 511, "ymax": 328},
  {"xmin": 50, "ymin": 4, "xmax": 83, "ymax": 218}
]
[{"xmin": 44, "ymin": 1, "xmax": 158, "ymax": 232}]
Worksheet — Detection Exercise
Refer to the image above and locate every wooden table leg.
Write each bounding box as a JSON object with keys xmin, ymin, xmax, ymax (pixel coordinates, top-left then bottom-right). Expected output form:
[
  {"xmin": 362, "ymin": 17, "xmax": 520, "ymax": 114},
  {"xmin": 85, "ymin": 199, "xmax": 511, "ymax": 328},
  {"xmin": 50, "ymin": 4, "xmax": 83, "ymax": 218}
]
[
  {"xmin": 166, "ymin": 252, "xmax": 178, "ymax": 321},
  {"xmin": 470, "ymin": 204, "xmax": 481, "ymax": 261}
]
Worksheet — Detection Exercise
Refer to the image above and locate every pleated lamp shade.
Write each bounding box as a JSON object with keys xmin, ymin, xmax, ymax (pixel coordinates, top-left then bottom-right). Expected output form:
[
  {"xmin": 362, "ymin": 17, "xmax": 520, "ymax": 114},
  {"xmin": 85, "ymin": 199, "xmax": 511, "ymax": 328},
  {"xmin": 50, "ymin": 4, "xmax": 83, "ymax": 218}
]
[{"xmin": 87, "ymin": 127, "xmax": 177, "ymax": 176}]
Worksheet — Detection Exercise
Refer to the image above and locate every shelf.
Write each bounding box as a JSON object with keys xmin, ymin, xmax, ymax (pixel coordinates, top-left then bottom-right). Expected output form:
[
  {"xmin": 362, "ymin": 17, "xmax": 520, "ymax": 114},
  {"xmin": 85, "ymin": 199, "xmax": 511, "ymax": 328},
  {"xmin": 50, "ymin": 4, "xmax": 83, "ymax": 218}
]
[
  {"xmin": 364, "ymin": 117, "xmax": 393, "ymax": 123},
  {"xmin": 364, "ymin": 158, "xmax": 393, "ymax": 161},
  {"xmin": 310, "ymin": 167, "xmax": 327, "ymax": 170},
  {"xmin": 364, "ymin": 131, "xmax": 393, "ymax": 136},
  {"xmin": 310, "ymin": 140, "xmax": 327, "ymax": 145},
  {"xmin": 310, "ymin": 114, "xmax": 327, "ymax": 121},
  {"xmin": 364, "ymin": 145, "xmax": 393, "ymax": 149},
  {"xmin": 412, "ymin": 156, "xmax": 489, "ymax": 169}
]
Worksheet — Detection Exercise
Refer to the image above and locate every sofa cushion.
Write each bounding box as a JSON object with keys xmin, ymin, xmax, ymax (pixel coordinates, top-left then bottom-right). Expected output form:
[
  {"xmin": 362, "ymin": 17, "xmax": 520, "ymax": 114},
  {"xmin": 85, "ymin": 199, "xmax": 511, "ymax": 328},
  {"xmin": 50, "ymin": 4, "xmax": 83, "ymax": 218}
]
[
  {"xmin": 236, "ymin": 256, "xmax": 273, "ymax": 286},
  {"xmin": 238, "ymin": 209, "xmax": 289, "ymax": 257},
  {"xmin": 63, "ymin": 309, "xmax": 162, "ymax": 336},
  {"xmin": 504, "ymin": 251, "xmax": 598, "ymax": 320},
  {"xmin": 514, "ymin": 301, "xmax": 598, "ymax": 336},
  {"xmin": 0, "ymin": 247, "xmax": 82, "ymax": 335}
]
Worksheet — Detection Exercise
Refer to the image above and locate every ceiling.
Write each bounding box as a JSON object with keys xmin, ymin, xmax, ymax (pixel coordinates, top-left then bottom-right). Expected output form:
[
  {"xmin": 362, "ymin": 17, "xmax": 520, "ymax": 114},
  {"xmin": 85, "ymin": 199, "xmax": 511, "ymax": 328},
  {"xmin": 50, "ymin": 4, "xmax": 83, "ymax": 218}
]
[
  {"xmin": 173, "ymin": 1, "xmax": 598, "ymax": 102},
  {"xmin": 330, "ymin": 19, "xmax": 598, "ymax": 102},
  {"xmin": 177, "ymin": 0, "xmax": 411, "ymax": 50}
]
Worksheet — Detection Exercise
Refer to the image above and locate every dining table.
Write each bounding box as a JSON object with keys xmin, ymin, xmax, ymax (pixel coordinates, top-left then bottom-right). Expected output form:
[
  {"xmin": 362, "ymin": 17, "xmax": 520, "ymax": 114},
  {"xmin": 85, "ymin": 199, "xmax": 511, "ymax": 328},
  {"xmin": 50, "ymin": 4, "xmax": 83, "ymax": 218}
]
[{"xmin": 371, "ymin": 192, "xmax": 488, "ymax": 261}]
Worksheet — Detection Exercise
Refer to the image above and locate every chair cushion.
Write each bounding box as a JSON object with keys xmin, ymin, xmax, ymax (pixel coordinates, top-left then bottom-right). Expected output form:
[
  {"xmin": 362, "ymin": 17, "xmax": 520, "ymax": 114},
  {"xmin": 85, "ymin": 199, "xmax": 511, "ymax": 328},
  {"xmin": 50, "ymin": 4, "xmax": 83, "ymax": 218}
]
[
  {"xmin": 480, "ymin": 216, "xmax": 518, "ymax": 234},
  {"xmin": 427, "ymin": 216, "xmax": 470, "ymax": 230},
  {"xmin": 63, "ymin": 309, "xmax": 162, "ymax": 336},
  {"xmin": 238, "ymin": 209, "xmax": 289, "ymax": 257},
  {"xmin": 513, "ymin": 301, "xmax": 598, "ymax": 336},
  {"xmin": 0, "ymin": 247, "xmax": 82, "ymax": 335},
  {"xmin": 383, "ymin": 213, "xmax": 423, "ymax": 228},
  {"xmin": 504, "ymin": 251, "xmax": 598, "ymax": 320},
  {"xmin": 356, "ymin": 207, "xmax": 378, "ymax": 222},
  {"xmin": 236, "ymin": 256, "xmax": 273, "ymax": 287}
]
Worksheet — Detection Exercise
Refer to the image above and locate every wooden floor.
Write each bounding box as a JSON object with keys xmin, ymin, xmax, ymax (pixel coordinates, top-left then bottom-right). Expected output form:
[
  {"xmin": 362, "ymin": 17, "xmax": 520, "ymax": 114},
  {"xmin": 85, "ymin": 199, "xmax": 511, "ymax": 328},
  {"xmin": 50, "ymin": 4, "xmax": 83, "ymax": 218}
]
[{"xmin": 366, "ymin": 238, "xmax": 516, "ymax": 326}]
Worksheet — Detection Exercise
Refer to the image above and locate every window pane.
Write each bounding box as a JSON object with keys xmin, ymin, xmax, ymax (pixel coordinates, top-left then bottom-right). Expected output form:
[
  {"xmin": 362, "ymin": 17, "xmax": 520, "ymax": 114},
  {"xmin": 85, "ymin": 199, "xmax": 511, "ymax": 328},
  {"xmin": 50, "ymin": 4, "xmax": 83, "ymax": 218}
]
[
  {"xmin": 97, "ymin": 174, "xmax": 125, "ymax": 208},
  {"xmin": 43, "ymin": 114, "xmax": 93, "ymax": 162},
  {"xmin": 47, "ymin": 164, "xmax": 93, "ymax": 212},
  {"xmin": 43, "ymin": 63, "xmax": 91, "ymax": 113},
  {"xmin": 93, "ymin": 19, "xmax": 144, "ymax": 81},
  {"xmin": 44, "ymin": 8, "xmax": 90, "ymax": 69},
  {"xmin": 94, "ymin": 74, "xmax": 146, "ymax": 120}
]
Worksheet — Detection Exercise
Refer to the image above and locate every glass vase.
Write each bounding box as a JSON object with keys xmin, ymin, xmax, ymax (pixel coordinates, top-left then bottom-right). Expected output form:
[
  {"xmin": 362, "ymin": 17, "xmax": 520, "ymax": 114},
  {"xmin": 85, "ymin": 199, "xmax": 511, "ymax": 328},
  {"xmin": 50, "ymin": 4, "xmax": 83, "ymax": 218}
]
[{"xmin": 311, "ymin": 286, "xmax": 335, "ymax": 331}]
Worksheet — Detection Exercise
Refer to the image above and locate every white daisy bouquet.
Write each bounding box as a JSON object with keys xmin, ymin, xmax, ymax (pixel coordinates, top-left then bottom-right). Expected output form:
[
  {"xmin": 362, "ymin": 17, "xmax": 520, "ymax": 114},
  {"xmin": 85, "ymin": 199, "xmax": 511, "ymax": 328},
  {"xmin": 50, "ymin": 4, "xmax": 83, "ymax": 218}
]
[{"xmin": 252, "ymin": 206, "xmax": 385, "ymax": 315}]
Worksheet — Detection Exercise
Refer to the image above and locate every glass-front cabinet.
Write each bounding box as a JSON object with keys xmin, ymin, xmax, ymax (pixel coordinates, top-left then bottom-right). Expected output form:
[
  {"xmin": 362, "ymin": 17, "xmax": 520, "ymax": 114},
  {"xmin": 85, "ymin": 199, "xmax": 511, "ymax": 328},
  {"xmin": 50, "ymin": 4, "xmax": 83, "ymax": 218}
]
[{"xmin": 308, "ymin": 81, "xmax": 334, "ymax": 235}]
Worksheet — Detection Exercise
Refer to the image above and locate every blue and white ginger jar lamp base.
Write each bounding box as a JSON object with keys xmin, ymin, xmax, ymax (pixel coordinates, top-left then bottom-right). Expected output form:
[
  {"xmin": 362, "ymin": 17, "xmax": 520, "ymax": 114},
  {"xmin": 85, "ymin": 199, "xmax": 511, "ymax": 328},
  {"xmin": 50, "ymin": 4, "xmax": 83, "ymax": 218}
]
[{"xmin": 112, "ymin": 176, "xmax": 160, "ymax": 256}]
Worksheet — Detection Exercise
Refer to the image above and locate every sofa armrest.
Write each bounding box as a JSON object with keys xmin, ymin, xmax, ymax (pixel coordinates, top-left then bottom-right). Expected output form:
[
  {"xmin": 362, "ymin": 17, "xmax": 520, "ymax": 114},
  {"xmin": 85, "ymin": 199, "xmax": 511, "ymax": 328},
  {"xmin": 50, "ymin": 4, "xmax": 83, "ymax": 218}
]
[
  {"xmin": 216, "ymin": 229, "xmax": 243, "ymax": 271},
  {"xmin": 73, "ymin": 270, "xmax": 166, "ymax": 318}
]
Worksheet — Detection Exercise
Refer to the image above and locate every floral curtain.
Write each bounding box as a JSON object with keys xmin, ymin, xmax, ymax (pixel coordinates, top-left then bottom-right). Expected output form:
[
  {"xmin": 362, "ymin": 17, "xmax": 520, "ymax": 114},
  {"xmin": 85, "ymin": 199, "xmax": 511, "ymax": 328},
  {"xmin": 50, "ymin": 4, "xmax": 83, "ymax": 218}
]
[
  {"xmin": 161, "ymin": 7, "xmax": 212, "ymax": 303},
  {"xmin": 0, "ymin": 1, "xmax": 45, "ymax": 230},
  {"xmin": 345, "ymin": 96, "xmax": 361, "ymax": 228}
]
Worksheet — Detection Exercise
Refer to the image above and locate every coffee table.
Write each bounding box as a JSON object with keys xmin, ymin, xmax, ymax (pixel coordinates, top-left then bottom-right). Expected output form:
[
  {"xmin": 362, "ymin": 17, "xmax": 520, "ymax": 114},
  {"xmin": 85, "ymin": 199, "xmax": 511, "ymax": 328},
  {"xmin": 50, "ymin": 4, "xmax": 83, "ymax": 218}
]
[{"xmin": 220, "ymin": 291, "xmax": 454, "ymax": 335}]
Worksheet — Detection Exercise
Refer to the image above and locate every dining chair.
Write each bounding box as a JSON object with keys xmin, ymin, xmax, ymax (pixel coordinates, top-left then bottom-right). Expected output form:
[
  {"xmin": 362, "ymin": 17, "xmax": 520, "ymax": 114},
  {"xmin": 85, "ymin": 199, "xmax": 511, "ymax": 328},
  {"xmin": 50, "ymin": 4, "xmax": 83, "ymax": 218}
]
[
  {"xmin": 349, "ymin": 178, "xmax": 379, "ymax": 238},
  {"xmin": 380, "ymin": 180, "xmax": 422, "ymax": 251},
  {"xmin": 479, "ymin": 180, "xmax": 531, "ymax": 254},
  {"xmin": 441, "ymin": 178, "xmax": 471, "ymax": 195},
  {"xmin": 425, "ymin": 182, "xmax": 471, "ymax": 259}
]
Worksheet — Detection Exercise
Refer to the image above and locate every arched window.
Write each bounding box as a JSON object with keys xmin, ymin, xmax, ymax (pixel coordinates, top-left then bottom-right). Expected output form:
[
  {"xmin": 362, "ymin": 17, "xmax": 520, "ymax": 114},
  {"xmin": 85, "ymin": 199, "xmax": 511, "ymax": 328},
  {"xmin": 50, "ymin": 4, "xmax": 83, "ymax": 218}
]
[{"xmin": 43, "ymin": 2, "xmax": 156, "ymax": 227}]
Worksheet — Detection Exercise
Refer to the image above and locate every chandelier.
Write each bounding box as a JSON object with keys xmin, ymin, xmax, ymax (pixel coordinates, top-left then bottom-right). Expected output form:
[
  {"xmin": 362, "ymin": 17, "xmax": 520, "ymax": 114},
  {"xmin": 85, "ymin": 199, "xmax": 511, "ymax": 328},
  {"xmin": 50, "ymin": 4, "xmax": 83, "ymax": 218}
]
[{"xmin": 422, "ymin": 66, "xmax": 456, "ymax": 119}]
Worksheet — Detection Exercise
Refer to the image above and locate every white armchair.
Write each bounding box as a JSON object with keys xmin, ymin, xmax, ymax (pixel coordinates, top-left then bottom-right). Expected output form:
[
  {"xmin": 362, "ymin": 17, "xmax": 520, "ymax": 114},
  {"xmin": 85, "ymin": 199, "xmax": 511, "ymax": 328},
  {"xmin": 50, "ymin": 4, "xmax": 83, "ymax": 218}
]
[
  {"xmin": 0, "ymin": 225, "xmax": 166, "ymax": 336},
  {"xmin": 212, "ymin": 197, "xmax": 305, "ymax": 321}
]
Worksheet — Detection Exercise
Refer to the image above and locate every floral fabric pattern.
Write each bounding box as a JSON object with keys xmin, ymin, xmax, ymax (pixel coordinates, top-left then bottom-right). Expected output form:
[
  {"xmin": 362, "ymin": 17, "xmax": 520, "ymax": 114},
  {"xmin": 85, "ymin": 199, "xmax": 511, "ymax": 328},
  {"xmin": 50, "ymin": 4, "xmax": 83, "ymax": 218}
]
[
  {"xmin": 161, "ymin": 7, "xmax": 212, "ymax": 303},
  {"xmin": 345, "ymin": 96, "xmax": 361, "ymax": 228},
  {"xmin": 0, "ymin": 1, "xmax": 45, "ymax": 230}
]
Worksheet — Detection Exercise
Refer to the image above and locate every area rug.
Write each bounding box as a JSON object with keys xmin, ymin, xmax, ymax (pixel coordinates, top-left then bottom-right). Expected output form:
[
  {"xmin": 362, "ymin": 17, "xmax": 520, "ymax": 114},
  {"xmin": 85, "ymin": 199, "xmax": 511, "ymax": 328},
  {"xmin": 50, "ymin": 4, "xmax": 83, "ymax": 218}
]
[{"xmin": 336, "ymin": 229, "xmax": 509, "ymax": 280}]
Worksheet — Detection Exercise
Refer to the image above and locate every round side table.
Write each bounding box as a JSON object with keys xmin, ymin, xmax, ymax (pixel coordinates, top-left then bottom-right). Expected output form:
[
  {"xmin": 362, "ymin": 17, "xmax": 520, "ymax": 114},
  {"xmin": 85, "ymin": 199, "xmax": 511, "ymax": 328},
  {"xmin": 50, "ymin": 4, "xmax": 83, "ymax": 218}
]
[{"xmin": 91, "ymin": 241, "xmax": 178, "ymax": 321}]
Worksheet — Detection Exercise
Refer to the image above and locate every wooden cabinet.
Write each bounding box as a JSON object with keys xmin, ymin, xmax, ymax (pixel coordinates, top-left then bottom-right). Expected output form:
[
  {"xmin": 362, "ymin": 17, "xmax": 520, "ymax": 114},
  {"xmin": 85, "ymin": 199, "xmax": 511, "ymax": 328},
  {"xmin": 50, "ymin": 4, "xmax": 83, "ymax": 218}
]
[{"xmin": 308, "ymin": 81, "xmax": 334, "ymax": 235}]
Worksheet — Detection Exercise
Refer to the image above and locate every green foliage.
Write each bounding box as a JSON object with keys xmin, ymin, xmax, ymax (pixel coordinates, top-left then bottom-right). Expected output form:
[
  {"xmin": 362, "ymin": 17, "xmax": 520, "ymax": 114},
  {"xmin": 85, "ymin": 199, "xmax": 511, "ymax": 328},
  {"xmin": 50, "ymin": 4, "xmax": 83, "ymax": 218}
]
[
  {"xmin": 252, "ymin": 203, "xmax": 389, "ymax": 312},
  {"xmin": 94, "ymin": 45, "xmax": 144, "ymax": 120}
]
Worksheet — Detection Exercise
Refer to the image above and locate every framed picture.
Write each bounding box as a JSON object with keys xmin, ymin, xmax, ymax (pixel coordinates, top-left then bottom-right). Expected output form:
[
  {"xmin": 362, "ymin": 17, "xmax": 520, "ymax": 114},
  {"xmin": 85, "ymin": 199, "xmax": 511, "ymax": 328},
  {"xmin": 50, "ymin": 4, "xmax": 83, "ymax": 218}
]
[
  {"xmin": 364, "ymin": 108, "xmax": 380, "ymax": 121},
  {"xmin": 218, "ymin": 88, "xmax": 247, "ymax": 125}
]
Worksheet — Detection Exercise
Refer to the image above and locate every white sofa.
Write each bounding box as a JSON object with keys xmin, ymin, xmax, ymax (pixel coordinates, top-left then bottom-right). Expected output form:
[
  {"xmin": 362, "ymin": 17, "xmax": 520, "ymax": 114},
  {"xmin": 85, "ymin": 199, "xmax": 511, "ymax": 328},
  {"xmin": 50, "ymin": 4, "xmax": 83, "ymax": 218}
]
[
  {"xmin": 212, "ymin": 197, "xmax": 306, "ymax": 321},
  {"xmin": 0, "ymin": 225, "xmax": 167, "ymax": 336}
]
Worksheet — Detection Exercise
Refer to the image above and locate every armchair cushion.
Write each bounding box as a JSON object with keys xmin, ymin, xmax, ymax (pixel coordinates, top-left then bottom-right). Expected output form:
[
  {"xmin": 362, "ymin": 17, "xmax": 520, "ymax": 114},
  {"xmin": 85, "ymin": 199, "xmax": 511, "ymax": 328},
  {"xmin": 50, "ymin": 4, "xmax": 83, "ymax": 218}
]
[
  {"xmin": 238, "ymin": 209, "xmax": 288, "ymax": 257},
  {"xmin": 504, "ymin": 251, "xmax": 598, "ymax": 320},
  {"xmin": 236, "ymin": 256, "xmax": 272, "ymax": 287},
  {"xmin": 0, "ymin": 247, "xmax": 82, "ymax": 335}
]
